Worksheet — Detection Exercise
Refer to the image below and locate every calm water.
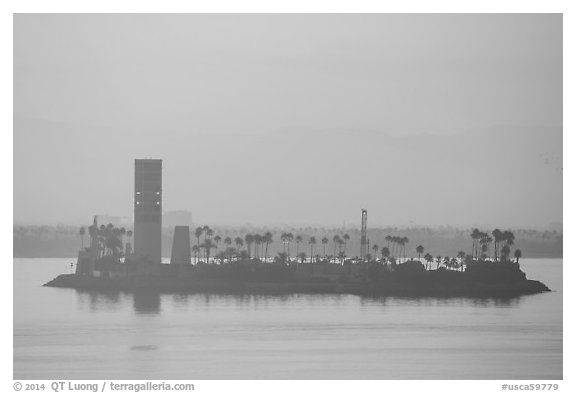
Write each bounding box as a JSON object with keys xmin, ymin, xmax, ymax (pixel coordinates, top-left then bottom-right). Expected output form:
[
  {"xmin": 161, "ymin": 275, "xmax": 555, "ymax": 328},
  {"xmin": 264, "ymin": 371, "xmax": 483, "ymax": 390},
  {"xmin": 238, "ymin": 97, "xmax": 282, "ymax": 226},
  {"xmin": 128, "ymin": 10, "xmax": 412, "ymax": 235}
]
[{"xmin": 13, "ymin": 258, "xmax": 562, "ymax": 380}]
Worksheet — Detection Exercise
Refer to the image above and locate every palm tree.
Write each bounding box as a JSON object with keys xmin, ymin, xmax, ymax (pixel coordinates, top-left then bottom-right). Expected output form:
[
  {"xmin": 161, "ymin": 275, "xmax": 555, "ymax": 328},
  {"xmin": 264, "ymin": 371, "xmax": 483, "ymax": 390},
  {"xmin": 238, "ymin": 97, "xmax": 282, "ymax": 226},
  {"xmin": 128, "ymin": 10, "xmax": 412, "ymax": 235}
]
[
  {"xmin": 194, "ymin": 227, "xmax": 203, "ymax": 263},
  {"xmin": 214, "ymin": 235, "xmax": 222, "ymax": 253},
  {"xmin": 295, "ymin": 235, "xmax": 303, "ymax": 256},
  {"xmin": 321, "ymin": 237, "xmax": 328, "ymax": 258},
  {"xmin": 395, "ymin": 237, "xmax": 403, "ymax": 261},
  {"xmin": 245, "ymin": 233, "xmax": 254, "ymax": 258},
  {"xmin": 79, "ymin": 227, "xmax": 86, "ymax": 249},
  {"xmin": 263, "ymin": 232, "xmax": 273, "ymax": 262},
  {"xmin": 201, "ymin": 238, "xmax": 217, "ymax": 263},
  {"xmin": 308, "ymin": 236, "xmax": 317, "ymax": 263},
  {"xmin": 482, "ymin": 235, "xmax": 493, "ymax": 260},
  {"xmin": 492, "ymin": 229, "xmax": 503, "ymax": 262},
  {"xmin": 436, "ymin": 256, "xmax": 442, "ymax": 269},
  {"xmin": 372, "ymin": 244, "xmax": 379, "ymax": 260},
  {"xmin": 424, "ymin": 253, "xmax": 433, "ymax": 270},
  {"xmin": 402, "ymin": 236, "xmax": 409, "ymax": 260},
  {"xmin": 332, "ymin": 235, "xmax": 341, "ymax": 259},
  {"xmin": 394, "ymin": 236, "xmax": 403, "ymax": 259},
  {"xmin": 416, "ymin": 245, "xmax": 424, "ymax": 261},
  {"xmin": 500, "ymin": 245, "xmax": 511, "ymax": 262},
  {"xmin": 470, "ymin": 228, "xmax": 481, "ymax": 259},
  {"xmin": 480, "ymin": 244, "xmax": 488, "ymax": 260},
  {"xmin": 514, "ymin": 249, "xmax": 522, "ymax": 264},
  {"xmin": 343, "ymin": 233, "xmax": 350, "ymax": 253},
  {"xmin": 224, "ymin": 237, "xmax": 232, "ymax": 249},
  {"xmin": 286, "ymin": 233, "xmax": 294, "ymax": 258},
  {"xmin": 234, "ymin": 237, "xmax": 244, "ymax": 254},
  {"xmin": 385, "ymin": 235, "xmax": 392, "ymax": 250},
  {"xmin": 281, "ymin": 233, "xmax": 289, "ymax": 253},
  {"xmin": 381, "ymin": 247, "xmax": 390, "ymax": 262},
  {"xmin": 338, "ymin": 238, "xmax": 346, "ymax": 263},
  {"xmin": 253, "ymin": 233, "xmax": 262, "ymax": 260},
  {"xmin": 503, "ymin": 230, "xmax": 515, "ymax": 247}
]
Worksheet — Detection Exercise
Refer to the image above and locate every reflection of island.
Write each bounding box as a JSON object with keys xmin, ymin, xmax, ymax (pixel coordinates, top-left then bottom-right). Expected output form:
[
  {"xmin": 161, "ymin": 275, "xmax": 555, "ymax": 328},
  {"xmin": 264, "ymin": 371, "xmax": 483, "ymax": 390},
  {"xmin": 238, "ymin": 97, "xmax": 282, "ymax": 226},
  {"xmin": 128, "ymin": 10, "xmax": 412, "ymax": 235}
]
[
  {"xmin": 44, "ymin": 159, "xmax": 550, "ymax": 298},
  {"xmin": 75, "ymin": 289, "xmax": 161, "ymax": 314},
  {"xmin": 133, "ymin": 292, "xmax": 161, "ymax": 314}
]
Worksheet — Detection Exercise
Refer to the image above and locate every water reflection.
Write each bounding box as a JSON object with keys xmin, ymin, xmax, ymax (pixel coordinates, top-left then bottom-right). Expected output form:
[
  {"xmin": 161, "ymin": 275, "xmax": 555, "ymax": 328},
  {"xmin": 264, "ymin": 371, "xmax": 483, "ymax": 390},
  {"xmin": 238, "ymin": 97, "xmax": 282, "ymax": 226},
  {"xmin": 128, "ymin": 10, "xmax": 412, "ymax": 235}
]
[
  {"xmin": 133, "ymin": 291, "xmax": 161, "ymax": 314},
  {"xmin": 76, "ymin": 290, "xmax": 122, "ymax": 312},
  {"xmin": 73, "ymin": 285, "xmax": 528, "ymax": 316},
  {"xmin": 359, "ymin": 295, "xmax": 522, "ymax": 308},
  {"xmin": 74, "ymin": 289, "xmax": 161, "ymax": 314}
]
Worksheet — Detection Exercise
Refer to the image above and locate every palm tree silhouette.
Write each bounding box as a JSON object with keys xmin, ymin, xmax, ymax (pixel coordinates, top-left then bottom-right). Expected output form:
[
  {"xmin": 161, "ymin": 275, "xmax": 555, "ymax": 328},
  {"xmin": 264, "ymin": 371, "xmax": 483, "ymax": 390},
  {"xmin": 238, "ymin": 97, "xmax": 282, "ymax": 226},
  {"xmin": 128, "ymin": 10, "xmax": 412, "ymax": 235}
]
[
  {"xmin": 234, "ymin": 237, "xmax": 244, "ymax": 255},
  {"xmin": 295, "ymin": 235, "xmax": 303, "ymax": 256},
  {"xmin": 500, "ymin": 245, "xmax": 511, "ymax": 262},
  {"xmin": 470, "ymin": 228, "xmax": 481, "ymax": 259},
  {"xmin": 503, "ymin": 230, "xmax": 515, "ymax": 248},
  {"xmin": 309, "ymin": 236, "xmax": 317, "ymax": 263},
  {"xmin": 214, "ymin": 235, "xmax": 221, "ymax": 253},
  {"xmin": 416, "ymin": 245, "xmax": 424, "ymax": 261},
  {"xmin": 253, "ymin": 234, "xmax": 262, "ymax": 260},
  {"xmin": 201, "ymin": 238, "xmax": 216, "ymax": 264},
  {"xmin": 263, "ymin": 232, "xmax": 273, "ymax": 262},
  {"xmin": 286, "ymin": 233, "xmax": 294, "ymax": 258},
  {"xmin": 385, "ymin": 235, "xmax": 392, "ymax": 250},
  {"xmin": 244, "ymin": 233, "xmax": 254, "ymax": 259},
  {"xmin": 343, "ymin": 233, "xmax": 350, "ymax": 253},
  {"xmin": 424, "ymin": 253, "xmax": 433, "ymax": 270},
  {"xmin": 492, "ymin": 229, "xmax": 503, "ymax": 262},
  {"xmin": 372, "ymin": 244, "xmax": 379, "ymax": 259},
  {"xmin": 381, "ymin": 247, "xmax": 390, "ymax": 262},
  {"xmin": 332, "ymin": 235, "xmax": 341, "ymax": 259},
  {"xmin": 402, "ymin": 236, "xmax": 409, "ymax": 260},
  {"xmin": 514, "ymin": 249, "xmax": 522, "ymax": 264},
  {"xmin": 194, "ymin": 227, "xmax": 203, "ymax": 263},
  {"xmin": 321, "ymin": 237, "xmax": 328, "ymax": 258}
]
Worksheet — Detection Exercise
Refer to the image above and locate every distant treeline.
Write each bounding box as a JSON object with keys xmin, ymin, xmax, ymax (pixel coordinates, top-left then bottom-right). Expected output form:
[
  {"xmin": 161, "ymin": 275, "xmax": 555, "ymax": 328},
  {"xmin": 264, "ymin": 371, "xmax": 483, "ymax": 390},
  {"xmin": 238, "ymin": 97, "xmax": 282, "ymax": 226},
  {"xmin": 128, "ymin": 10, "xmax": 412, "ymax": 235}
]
[{"xmin": 13, "ymin": 224, "xmax": 562, "ymax": 259}]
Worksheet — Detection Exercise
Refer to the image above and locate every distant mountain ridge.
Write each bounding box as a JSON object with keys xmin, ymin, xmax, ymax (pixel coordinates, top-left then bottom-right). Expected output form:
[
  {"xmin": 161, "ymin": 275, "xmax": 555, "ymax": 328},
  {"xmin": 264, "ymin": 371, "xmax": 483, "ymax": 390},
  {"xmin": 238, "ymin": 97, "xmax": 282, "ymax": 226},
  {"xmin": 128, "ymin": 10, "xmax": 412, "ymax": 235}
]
[{"xmin": 14, "ymin": 116, "xmax": 562, "ymax": 228}]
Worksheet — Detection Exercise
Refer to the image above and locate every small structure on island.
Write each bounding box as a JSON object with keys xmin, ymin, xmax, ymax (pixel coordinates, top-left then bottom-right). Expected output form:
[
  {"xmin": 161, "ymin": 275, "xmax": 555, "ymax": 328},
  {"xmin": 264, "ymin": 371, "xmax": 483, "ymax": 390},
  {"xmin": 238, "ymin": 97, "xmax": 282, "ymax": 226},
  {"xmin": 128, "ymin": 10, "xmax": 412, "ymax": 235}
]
[{"xmin": 170, "ymin": 226, "xmax": 191, "ymax": 264}]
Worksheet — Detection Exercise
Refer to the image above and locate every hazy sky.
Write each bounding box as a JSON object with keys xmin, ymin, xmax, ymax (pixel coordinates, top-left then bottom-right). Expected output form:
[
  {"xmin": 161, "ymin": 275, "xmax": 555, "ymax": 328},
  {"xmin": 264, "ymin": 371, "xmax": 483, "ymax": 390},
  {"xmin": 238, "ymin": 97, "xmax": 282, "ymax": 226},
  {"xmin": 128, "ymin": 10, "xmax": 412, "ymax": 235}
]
[{"xmin": 13, "ymin": 14, "xmax": 562, "ymax": 228}]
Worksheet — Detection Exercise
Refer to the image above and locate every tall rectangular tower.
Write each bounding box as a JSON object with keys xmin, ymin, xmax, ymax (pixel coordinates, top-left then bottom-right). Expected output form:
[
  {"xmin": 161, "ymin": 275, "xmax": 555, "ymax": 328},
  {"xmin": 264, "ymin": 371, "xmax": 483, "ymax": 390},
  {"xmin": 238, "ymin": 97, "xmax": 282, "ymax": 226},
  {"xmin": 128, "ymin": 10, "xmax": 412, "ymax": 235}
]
[{"xmin": 134, "ymin": 159, "xmax": 162, "ymax": 263}]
